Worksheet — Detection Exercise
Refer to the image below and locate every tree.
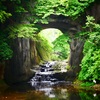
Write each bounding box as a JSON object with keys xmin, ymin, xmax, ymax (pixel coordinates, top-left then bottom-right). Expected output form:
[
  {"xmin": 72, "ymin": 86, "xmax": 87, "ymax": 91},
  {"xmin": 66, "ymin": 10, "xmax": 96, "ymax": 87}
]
[
  {"xmin": 0, "ymin": 1, "xmax": 12, "ymax": 61},
  {"xmin": 78, "ymin": 16, "xmax": 100, "ymax": 83},
  {"xmin": 0, "ymin": 0, "xmax": 38, "ymax": 84},
  {"xmin": 0, "ymin": 0, "xmax": 37, "ymax": 62},
  {"xmin": 32, "ymin": 0, "xmax": 95, "ymax": 22}
]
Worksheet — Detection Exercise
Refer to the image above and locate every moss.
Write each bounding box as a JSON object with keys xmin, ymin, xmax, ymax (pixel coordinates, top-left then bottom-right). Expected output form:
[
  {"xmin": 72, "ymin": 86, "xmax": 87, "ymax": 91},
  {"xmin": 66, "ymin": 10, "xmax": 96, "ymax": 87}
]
[
  {"xmin": 36, "ymin": 35, "xmax": 53, "ymax": 61},
  {"xmin": 66, "ymin": 65, "xmax": 70, "ymax": 70}
]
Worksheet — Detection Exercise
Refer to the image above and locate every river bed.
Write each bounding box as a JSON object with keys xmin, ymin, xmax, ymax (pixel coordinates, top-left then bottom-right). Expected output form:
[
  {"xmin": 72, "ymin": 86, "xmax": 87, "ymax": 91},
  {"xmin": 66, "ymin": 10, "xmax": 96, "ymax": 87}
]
[
  {"xmin": 0, "ymin": 61, "xmax": 100, "ymax": 100},
  {"xmin": 0, "ymin": 81, "xmax": 100, "ymax": 100}
]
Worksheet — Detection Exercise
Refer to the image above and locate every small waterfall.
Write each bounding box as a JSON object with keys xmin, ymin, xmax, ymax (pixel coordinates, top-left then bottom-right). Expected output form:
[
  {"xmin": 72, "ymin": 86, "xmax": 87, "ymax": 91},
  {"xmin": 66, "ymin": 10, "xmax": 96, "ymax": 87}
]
[
  {"xmin": 28, "ymin": 61, "xmax": 72, "ymax": 98},
  {"xmin": 29, "ymin": 62, "xmax": 58, "ymax": 87}
]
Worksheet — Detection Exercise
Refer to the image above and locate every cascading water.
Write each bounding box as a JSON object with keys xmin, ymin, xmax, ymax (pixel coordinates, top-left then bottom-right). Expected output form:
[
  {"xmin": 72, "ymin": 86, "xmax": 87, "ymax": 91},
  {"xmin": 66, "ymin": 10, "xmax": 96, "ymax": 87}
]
[
  {"xmin": 28, "ymin": 62, "xmax": 59, "ymax": 97},
  {"xmin": 29, "ymin": 62, "xmax": 58, "ymax": 87},
  {"xmin": 29, "ymin": 61, "xmax": 72, "ymax": 98}
]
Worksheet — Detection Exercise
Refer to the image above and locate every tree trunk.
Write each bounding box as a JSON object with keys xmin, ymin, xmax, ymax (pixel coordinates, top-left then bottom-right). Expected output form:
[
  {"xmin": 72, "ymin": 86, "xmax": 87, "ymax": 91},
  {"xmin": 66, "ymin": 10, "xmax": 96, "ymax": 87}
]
[{"xmin": 68, "ymin": 39, "xmax": 84, "ymax": 73}]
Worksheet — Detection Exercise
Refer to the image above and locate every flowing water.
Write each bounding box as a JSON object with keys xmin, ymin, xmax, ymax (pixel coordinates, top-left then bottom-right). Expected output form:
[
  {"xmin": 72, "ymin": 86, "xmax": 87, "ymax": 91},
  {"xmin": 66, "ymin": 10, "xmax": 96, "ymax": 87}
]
[
  {"xmin": 0, "ymin": 62, "xmax": 100, "ymax": 100},
  {"xmin": 0, "ymin": 83, "xmax": 100, "ymax": 100}
]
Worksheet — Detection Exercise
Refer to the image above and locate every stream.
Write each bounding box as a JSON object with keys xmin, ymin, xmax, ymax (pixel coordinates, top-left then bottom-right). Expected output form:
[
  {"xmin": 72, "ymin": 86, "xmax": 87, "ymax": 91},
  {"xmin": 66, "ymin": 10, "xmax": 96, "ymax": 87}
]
[{"xmin": 0, "ymin": 62, "xmax": 100, "ymax": 100}]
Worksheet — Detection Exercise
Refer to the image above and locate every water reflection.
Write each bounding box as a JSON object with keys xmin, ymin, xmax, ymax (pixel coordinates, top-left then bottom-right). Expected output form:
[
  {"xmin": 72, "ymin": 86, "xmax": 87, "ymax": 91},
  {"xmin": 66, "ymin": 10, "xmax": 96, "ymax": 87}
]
[
  {"xmin": 79, "ymin": 91, "xmax": 100, "ymax": 100},
  {"xmin": 0, "ymin": 84, "xmax": 100, "ymax": 100},
  {"xmin": 52, "ymin": 86, "xmax": 81, "ymax": 100}
]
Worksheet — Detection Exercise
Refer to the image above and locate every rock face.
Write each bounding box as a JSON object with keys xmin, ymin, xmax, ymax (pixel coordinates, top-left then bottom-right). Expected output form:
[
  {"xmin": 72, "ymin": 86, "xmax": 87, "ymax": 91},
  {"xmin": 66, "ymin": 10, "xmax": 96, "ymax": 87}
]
[
  {"xmin": 68, "ymin": 39, "xmax": 84, "ymax": 73},
  {"xmin": 4, "ymin": 38, "xmax": 34, "ymax": 85}
]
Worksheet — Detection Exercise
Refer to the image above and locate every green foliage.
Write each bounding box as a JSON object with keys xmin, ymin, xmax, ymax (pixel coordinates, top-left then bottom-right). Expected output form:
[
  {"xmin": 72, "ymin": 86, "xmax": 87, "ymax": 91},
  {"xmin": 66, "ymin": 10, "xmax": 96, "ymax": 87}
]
[
  {"xmin": 0, "ymin": 0, "xmax": 97, "ymax": 64},
  {"xmin": 14, "ymin": 5, "xmax": 27, "ymax": 13},
  {"xmin": 9, "ymin": 0, "xmax": 27, "ymax": 13},
  {"xmin": 79, "ymin": 44, "xmax": 100, "ymax": 82},
  {"xmin": 85, "ymin": 16, "xmax": 100, "ymax": 32},
  {"xmin": 32, "ymin": 0, "xmax": 56, "ymax": 24},
  {"xmin": 78, "ymin": 16, "xmax": 100, "ymax": 82},
  {"xmin": 0, "ymin": 42, "xmax": 13, "ymax": 61},
  {"xmin": 80, "ymin": 82, "xmax": 94, "ymax": 87},
  {"xmin": 36, "ymin": 34, "xmax": 53, "ymax": 61},
  {"xmin": 53, "ymin": 34, "xmax": 70, "ymax": 60},
  {"xmin": 79, "ymin": 91, "xmax": 99, "ymax": 100},
  {"xmin": 0, "ymin": 32, "xmax": 13, "ymax": 61},
  {"xmin": 9, "ymin": 24, "xmax": 38, "ymax": 39},
  {"xmin": 66, "ymin": 0, "xmax": 94, "ymax": 19},
  {"xmin": 37, "ymin": 29, "xmax": 69, "ymax": 61},
  {"xmin": 32, "ymin": 0, "xmax": 95, "ymax": 23},
  {"xmin": 0, "ymin": 10, "xmax": 12, "ymax": 23},
  {"xmin": 0, "ymin": 1, "xmax": 12, "ymax": 23}
]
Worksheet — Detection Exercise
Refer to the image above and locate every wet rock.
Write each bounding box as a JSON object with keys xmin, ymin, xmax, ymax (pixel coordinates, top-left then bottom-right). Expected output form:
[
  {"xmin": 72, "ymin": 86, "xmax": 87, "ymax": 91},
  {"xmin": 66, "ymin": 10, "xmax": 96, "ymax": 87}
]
[{"xmin": 4, "ymin": 38, "xmax": 34, "ymax": 85}]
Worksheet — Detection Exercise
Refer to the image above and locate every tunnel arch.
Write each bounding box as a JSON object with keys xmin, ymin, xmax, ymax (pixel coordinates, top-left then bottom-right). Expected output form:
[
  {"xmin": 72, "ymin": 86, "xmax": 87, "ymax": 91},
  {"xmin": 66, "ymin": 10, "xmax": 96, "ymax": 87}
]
[
  {"xmin": 36, "ymin": 15, "xmax": 78, "ymax": 33},
  {"xmin": 4, "ymin": 15, "xmax": 81, "ymax": 85},
  {"xmin": 36, "ymin": 28, "xmax": 70, "ymax": 62}
]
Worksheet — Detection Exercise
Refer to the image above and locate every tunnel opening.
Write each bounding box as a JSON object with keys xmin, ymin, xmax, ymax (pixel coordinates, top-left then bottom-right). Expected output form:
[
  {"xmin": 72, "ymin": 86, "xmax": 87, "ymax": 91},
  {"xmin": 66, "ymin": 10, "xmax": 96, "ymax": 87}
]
[{"xmin": 36, "ymin": 28, "xmax": 70, "ymax": 62}]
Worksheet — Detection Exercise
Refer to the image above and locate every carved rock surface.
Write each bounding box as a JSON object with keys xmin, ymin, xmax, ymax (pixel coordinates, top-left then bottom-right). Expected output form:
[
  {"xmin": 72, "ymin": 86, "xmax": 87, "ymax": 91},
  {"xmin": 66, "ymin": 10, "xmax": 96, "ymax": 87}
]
[{"xmin": 4, "ymin": 38, "xmax": 34, "ymax": 85}]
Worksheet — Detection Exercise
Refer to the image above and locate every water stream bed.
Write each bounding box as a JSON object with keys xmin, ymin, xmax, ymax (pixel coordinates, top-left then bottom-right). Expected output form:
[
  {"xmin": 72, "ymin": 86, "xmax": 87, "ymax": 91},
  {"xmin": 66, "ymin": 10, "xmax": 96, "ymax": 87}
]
[
  {"xmin": 0, "ymin": 62, "xmax": 100, "ymax": 100},
  {"xmin": 0, "ymin": 83, "xmax": 100, "ymax": 100}
]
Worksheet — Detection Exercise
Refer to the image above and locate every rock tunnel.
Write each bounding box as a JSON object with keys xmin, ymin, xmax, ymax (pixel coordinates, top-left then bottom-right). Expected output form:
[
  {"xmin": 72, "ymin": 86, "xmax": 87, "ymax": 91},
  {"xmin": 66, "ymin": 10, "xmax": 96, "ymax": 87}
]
[{"xmin": 4, "ymin": 15, "xmax": 80, "ymax": 85}]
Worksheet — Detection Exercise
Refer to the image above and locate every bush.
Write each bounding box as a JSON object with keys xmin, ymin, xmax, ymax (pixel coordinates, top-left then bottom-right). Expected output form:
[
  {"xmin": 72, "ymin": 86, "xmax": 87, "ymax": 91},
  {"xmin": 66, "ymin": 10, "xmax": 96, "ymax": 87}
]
[{"xmin": 78, "ymin": 16, "xmax": 100, "ymax": 83}]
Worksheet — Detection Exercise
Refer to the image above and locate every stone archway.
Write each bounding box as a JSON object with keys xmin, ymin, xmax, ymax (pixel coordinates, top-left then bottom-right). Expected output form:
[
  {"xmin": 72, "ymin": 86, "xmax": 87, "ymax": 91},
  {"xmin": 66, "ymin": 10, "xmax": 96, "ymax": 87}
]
[
  {"xmin": 4, "ymin": 15, "xmax": 83, "ymax": 85},
  {"xmin": 38, "ymin": 15, "xmax": 84, "ymax": 72},
  {"xmin": 37, "ymin": 15, "xmax": 78, "ymax": 33}
]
